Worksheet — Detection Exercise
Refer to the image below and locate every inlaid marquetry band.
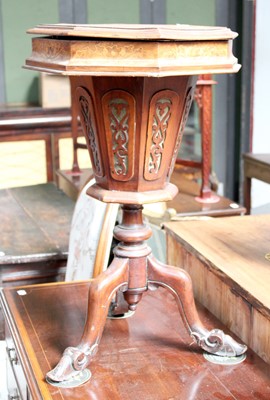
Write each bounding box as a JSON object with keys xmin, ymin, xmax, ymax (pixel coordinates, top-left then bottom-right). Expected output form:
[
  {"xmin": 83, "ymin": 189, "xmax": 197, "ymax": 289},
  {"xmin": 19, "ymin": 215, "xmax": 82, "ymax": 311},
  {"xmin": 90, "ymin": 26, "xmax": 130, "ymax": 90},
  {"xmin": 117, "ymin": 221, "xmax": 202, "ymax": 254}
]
[{"xmin": 75, "ymin": 86, "xmax": 104, "ymax": 178}]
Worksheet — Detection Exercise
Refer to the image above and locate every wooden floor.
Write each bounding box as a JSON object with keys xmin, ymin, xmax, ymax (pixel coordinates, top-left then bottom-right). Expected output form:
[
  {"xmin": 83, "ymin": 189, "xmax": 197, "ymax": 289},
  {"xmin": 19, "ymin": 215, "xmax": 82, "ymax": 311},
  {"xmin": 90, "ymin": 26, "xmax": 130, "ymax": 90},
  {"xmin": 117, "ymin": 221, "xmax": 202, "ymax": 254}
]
[{"xmin": 2, "ymin": 281, "xmax": 270, "ymax": 399}]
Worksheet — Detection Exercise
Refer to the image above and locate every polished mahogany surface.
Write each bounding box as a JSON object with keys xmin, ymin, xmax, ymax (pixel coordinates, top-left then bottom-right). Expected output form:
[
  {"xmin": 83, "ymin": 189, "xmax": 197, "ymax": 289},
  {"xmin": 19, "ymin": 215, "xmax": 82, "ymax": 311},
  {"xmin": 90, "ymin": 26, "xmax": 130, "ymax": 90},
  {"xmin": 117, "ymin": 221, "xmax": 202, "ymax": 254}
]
[{"xmin": 1, "ymin": 281, "xmax": 270, "ymax": 399}]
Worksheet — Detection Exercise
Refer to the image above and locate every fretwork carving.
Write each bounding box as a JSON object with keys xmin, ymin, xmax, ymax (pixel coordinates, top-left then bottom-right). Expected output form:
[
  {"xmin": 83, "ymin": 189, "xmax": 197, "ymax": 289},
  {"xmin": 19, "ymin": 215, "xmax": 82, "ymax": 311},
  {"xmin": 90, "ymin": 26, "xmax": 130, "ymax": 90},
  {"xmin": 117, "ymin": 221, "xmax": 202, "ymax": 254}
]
[
  {"xmin": 168, "ymin": 86, "xmax": 194, "ymax": 178},
  {"xmin": 144, "ymin": 90, "xmax": 179, "ymax": 181},
  {"xmin": 76, "ymin": 87, "xmax": 104, "ymax": 177},
  {"xmin": 102, "ymin": 90, "xmax": 135, "ymax": 181}
]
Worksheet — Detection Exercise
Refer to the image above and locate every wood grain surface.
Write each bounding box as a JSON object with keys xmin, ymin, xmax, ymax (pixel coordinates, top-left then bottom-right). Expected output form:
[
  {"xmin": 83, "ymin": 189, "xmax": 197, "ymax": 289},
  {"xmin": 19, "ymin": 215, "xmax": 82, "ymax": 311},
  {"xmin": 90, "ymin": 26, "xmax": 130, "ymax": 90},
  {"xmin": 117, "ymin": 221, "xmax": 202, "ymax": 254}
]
[
  {"xmin": 27, "ymin": 23, "xmax": 238, "ymax": 40},
  {"xmin": 2, "ymin": 281, "xmax": 270, "ymax": 399},
  {"xmin": 25, "ymin": 24, "xmax": 240, "ymax": 77},
  {"xmin": 0, "ymin": 183, "xmax": 74, "ymax": 264},
  {"xmin": 165, "ymin": 215, "xmax": 270, "ymax": 310},
  {"xmin": 165, "ymin": 214, "xmax": 270, "ymax": 364}
]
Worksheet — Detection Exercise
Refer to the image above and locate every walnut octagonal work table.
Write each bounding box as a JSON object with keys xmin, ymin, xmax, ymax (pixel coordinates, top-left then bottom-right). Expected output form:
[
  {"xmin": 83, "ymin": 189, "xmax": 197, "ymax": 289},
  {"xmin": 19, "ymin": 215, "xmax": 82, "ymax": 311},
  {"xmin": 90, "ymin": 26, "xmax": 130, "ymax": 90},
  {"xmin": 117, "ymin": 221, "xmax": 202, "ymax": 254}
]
[{"xmin": 24, "ymin": 24, "xmax": 247, "ymax": 384}]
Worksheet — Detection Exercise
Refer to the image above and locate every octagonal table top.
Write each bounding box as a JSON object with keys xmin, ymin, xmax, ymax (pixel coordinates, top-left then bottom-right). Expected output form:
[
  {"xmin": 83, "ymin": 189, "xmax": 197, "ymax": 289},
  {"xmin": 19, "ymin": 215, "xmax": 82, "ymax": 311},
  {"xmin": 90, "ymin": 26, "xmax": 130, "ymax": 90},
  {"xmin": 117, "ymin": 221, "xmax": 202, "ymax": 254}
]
[{"xmin": 25, "ymin": 23, "xmax": 240, "ymax": 77}]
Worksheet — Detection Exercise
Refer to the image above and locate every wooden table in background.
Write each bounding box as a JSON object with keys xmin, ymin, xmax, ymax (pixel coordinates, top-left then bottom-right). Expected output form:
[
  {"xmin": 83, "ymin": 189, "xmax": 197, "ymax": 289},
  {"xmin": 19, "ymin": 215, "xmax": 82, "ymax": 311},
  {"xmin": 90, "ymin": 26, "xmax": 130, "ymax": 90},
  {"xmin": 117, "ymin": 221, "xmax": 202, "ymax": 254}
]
[
  {"xmin": 168, "ymin": 166, "xmax": 246, "ymax": 217},
  {"xmin": 1, "ymin": 281, "xmax": 270, "ymax": 400},
  {"xmin": 0, "ymin": 107, "xmax": 80, "ymax": 183},
  {"xmin": 243, "ymin": 153, "xmax": 270, "ymax": 214},
  {"xmin": 0, "ymin": 183, "xmax": 74, "ymax": 337},
  {"xmin": 164, "ymin": 214, "xmax": 270, "ymax": 366}
]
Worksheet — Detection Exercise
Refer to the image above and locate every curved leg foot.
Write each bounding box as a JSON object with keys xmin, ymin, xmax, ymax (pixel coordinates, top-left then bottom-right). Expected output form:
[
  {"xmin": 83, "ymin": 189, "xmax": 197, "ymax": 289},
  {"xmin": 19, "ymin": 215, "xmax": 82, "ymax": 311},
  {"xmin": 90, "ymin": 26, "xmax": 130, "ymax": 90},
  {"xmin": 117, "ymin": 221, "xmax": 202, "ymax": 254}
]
[
  {"xmin": 47, "ymin": 257, "xmax": 129, "ymax": 382},
  {"xmin": 191, "ymin": 328, "xmax": 246, "ymax": 357},
  {"xmin": 147, "ymin": 255, "xmax": 247, "ymax": 357}
]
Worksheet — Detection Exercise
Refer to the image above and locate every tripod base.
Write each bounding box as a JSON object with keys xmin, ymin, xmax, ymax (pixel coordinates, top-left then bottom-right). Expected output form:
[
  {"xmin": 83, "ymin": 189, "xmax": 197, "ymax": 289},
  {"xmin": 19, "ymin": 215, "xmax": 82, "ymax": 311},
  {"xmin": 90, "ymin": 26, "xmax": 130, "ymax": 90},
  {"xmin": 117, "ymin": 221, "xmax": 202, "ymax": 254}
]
[{"xmin": 47, "ymin": 205, "xmax": 247, "ymax": 384}]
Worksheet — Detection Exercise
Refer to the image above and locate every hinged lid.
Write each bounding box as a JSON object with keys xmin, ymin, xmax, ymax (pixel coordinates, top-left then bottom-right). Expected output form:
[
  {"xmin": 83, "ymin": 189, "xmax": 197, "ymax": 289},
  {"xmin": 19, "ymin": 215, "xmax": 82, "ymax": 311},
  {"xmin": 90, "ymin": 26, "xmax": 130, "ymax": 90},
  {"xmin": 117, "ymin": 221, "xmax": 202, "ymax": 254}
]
[
  {"xmin": 27, "ymin": 23, "xmax": 238, "ymax": 41},
  {"xmin": 25, "ymin": 23, "xmax": 240, "ymax": 77}
]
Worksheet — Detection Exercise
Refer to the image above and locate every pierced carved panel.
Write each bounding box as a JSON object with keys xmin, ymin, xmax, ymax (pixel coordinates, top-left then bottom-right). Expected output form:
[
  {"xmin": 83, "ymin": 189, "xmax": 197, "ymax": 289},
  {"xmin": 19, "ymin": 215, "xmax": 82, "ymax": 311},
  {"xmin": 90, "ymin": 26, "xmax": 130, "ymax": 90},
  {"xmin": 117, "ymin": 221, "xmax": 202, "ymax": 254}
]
[
  {"xmin": 75, "ymin": 86, "xmax": 104, "ymax": 177},
  {"xmin": 102, "ymin": 90, "xmax": 135, "ymax": 181},
  {"xmin": 144, "ymin": 90, "xmax": 180, "ymax": 181},
  {"xmin": 168, "ymin": 86, "xmax": 194, "ymax": 179}
]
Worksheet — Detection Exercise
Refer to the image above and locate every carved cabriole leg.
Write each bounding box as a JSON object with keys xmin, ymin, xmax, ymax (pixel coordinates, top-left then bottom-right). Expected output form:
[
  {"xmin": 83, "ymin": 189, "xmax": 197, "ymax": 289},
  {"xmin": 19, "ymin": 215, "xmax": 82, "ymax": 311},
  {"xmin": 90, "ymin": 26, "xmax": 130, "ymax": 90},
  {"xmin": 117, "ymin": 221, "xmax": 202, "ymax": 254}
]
[
  {"xmin": 46, "ymin": 257, "xmax": 129, "ymax": 382},
  {"xmin": 46, "ymin": 203, "xmax": 247, "ymax": 384},
  {"xmin": 147, "ymin": 255, "xmax": 247, "ymax": 357},
  {"xmin": 46, "ymin": 204, "xmax": 151, "ymax": 383}
]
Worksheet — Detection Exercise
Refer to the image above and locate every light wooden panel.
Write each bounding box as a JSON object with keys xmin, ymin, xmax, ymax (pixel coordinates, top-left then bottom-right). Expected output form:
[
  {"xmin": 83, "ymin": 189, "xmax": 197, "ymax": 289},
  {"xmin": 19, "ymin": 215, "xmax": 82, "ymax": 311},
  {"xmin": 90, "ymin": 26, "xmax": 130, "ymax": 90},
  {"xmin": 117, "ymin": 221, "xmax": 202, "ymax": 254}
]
[
  {"xmin": 165, "ymin": 214, "xmax": 270, "ymax": 364},
  {"xmin": 252, "ymin": 309, "xmax": 270, "ymax": 364}
]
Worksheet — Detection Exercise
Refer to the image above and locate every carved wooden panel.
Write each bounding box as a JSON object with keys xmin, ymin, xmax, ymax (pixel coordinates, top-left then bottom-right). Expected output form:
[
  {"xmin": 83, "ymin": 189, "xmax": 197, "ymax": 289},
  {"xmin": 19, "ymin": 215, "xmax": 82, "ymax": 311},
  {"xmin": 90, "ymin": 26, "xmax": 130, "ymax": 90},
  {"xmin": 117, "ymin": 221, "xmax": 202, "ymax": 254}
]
[
  {"xmin": 144, "ymin": 90, "xmax": 180, "ymax": 181},
  {"xmin": 168, "ymin": 86, "xmax": 194, "ymax": 178},
  {"xmin": 102, "ymin": 90, "xmax": 135, "ymax": 182},
  {"xmin": 75, "ymin": 86, "xmax": 104, "ymax": 178}
]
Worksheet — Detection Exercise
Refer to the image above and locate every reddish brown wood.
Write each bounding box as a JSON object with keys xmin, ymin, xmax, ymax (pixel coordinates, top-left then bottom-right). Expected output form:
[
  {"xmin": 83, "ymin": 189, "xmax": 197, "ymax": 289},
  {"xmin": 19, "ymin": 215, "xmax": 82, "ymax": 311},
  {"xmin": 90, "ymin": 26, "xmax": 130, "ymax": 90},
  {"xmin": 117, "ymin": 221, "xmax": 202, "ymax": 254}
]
[
  {"xmin": 196, "ymin": 74, "xmax": 215, "ymax": 199},
  {"xmin": 24, "ymin": 23, "xmax": 244, "ymax": 384},
  {"xmin": 164, "ymin": 167, "xmax": 246, "ymax": 218},
  {"xmin": 1, "ymin": 281, "xmax": 270, "ymax": 400},
  {"xmin": 176, "ymin": 74, "xmax": 217, "ymax": 200},
  {"xmin": 73, "ymin": 75, "xmax": 196, "ymax": 195},
  {"xmin": 64, "ymin": 75, "xmax": 216, "ymax": 201},
  {"xmin": 69, "ymin": 77, "xmax": 85, "ymax": 175},
  {"xmin": 47, "ymin": 205, "xmax": 246, "ymax": 382}
]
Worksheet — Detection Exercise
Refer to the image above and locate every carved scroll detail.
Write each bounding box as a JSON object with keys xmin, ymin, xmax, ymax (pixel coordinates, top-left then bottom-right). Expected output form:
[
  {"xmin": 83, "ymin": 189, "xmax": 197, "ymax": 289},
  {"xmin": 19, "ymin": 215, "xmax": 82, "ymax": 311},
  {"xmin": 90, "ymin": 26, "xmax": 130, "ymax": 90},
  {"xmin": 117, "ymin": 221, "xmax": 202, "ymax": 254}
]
[
  {"xmin": 102, "ymin": 91, "xmax": 135, "ymax": 181},
  {"xmin": 76, "ymin": 87, "xmax": 103, "ymax": 177},
  {"xmin": 110, "ymin": 98, "xmax": 129, "ymax": 176},
  {"xmin": 144, "ymin": 90, "xmax": 179, "ymax": 181},
  {"xmin": 150, "ymin": 98, "xmax": 172, "ymax": 174},
  {"xmin": 168, "ymin": 86, "xmax": 194, "ymax": 178},
  {"xmin": 191, "ymin": 329, "xmax": 247, "ymax": 357}
]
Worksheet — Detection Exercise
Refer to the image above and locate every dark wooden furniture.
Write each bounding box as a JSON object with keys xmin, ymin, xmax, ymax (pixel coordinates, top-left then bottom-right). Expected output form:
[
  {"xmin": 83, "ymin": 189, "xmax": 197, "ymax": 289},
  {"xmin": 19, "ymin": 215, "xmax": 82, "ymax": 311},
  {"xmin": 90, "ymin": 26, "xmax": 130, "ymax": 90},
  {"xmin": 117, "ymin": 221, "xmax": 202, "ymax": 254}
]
[
  {"xmin": 0, "ymin": 183, "xmax": 74, "ymax": 338},
  {"xmin": 243, "ymin": 153, "xmax": 270, "ymax": 214},
  {"xmin": 167, "ymin": 190, "xmax": 246, "ymax": 218},
  {"xmin": 56, "ymin": 86, "xmax": 93, "ymax": 200},
  {"xmin": 167, "ymin": 165, "xmax": 246, "ymax": 217},
  {"xmin": 164, "ymin": 214, "xmax": 270, "ymax": 366},
  {"xmin": 176, "ymin": 74, "xmax": 218, "ymax": 202},
  {"xmin": 143, "ymin": 166, "xmax": 246, "ymax": 225},
  {"xmin": 58, "ymin": 75, "xmax": 217, "ymax": 203},
  {"xmin": 2, "ymin": 281, "xmax": 270, "ymax": 400},
  {"xmin": 0, "ymin": 106, "xmax": 83, "ymax": 182},
  {"xmin": 57, "ymin": 168, "xmax": 93, "ymax": 201},
  {"xmin": 25, "ymin": 23, "xmax": 246, "ymax": 383}
]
